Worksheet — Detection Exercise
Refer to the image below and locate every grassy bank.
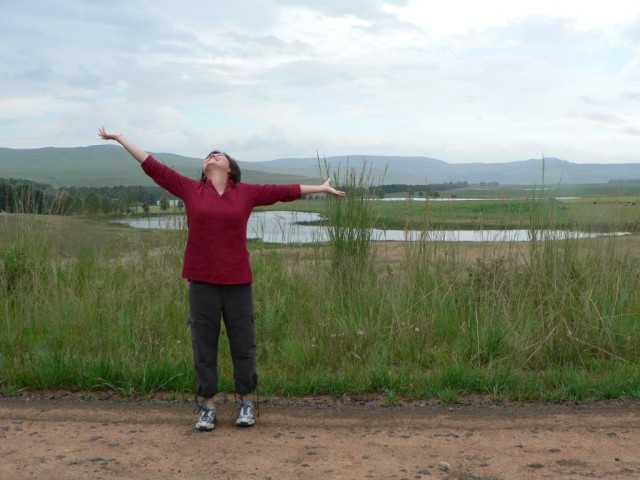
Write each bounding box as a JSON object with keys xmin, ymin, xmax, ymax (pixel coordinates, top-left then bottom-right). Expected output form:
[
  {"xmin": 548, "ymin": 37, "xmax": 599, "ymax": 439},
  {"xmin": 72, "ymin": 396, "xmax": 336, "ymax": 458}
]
[
  {"xmin": 1, "ymin": 186, "xmax": 640, "ymax": 402},
  {"xmin": 260, "ymin": 186, "xmax": 640, "ymax": 232}
]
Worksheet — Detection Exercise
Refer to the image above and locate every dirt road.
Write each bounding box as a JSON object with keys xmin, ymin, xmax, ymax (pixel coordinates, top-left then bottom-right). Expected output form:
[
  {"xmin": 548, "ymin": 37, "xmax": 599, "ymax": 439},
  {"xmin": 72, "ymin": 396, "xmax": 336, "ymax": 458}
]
[{"xmin": 1, "ymin": 394, "xmax": 639, "ymax": 479}]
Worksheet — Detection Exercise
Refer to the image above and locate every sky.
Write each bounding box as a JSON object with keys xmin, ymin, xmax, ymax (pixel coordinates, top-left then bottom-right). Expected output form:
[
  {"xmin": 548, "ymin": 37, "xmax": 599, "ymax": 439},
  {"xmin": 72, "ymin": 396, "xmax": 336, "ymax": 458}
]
[{"xmin": 2, "ymin": 0, "xmax": 640, "ymax": 164}]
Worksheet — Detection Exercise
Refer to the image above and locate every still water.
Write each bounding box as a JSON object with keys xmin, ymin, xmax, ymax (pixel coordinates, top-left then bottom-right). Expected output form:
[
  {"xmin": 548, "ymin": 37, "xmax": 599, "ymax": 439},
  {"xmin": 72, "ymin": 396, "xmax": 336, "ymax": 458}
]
[{"xmin": 113, "ymin": 211, "xmax": 627, "ymax": 244}]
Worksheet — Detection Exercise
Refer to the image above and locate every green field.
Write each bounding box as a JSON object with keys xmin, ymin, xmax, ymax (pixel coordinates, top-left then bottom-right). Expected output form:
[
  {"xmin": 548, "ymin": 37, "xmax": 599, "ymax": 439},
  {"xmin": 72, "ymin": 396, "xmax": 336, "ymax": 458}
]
[
  {"xmin": 1, "ymin": 182, "xmax": 639, "ymax": 403},
  {"xmin": 261, "ymin": 184, "xmax": 640, "ymax": 232}
]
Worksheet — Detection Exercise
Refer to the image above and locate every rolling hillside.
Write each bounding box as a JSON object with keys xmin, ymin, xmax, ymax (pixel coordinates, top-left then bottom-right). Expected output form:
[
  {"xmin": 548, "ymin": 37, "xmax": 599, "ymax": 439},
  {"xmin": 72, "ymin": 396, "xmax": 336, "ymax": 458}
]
[
  {"xmin": 249, "ymin": 155, "xmax": 640, "ymax": 185},
  {"xmin": 1, "ymin": 145, "xmax": 639, "ymax": 187},
  {"xmin": 0, "ymin": 146, "xmax": 318, "ymax": 187}
]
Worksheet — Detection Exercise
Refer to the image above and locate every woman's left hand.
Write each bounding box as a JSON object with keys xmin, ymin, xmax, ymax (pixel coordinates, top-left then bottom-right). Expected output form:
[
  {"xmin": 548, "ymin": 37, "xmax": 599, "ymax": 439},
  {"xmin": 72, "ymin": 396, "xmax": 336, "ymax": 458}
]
[{"xmin": 323, "ymin": 179, "xmax": 346, "ymax": 197}]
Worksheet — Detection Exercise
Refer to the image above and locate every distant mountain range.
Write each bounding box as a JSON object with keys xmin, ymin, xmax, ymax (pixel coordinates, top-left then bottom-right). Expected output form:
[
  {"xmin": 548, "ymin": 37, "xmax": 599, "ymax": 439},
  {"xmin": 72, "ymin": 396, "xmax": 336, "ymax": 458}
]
[
  {"xmin": 0, "ymin": 146, "xmax": 317, "ymax": 187},
  {"xmin": 255, "ymin": 155, "xmax": 638, "ymax": 186},
  {"xmin": 1, "ymin": 145, "xmax": 638, "ymax": 187}
]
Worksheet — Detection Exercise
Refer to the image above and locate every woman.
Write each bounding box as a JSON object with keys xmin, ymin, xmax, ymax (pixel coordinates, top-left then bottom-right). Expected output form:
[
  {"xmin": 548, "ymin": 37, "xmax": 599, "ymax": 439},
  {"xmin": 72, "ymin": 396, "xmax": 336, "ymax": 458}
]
[{"xmin": 98, "ymin": 127, "xmax": 345, "ymax": 431}]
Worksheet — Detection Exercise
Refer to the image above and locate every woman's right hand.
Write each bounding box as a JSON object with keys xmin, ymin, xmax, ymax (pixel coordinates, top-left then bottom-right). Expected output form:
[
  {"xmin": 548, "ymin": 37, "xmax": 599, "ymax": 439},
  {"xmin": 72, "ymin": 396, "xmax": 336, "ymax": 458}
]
[
  {"xmin": 97, "ymin": 127, "xmax": 150, "ymax": 164},
  {"xmin": 98, "ymin": 127, "xmax": 122, "ymax": 141}
]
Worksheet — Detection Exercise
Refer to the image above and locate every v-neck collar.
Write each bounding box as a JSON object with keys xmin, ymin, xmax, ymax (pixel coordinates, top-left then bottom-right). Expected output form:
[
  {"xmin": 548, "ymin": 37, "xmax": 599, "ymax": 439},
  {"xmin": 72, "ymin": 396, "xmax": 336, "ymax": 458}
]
[{"xmin": 209, "ymin": 178, "xmax": 233, "ymax": 197}]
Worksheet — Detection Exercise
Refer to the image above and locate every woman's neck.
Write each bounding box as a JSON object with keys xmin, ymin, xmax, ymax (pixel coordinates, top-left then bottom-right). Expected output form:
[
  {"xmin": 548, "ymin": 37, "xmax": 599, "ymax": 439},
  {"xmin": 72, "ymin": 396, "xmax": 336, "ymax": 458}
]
[{"xmin": 207, "ymin": 172, "xmax": 229, "ymax": 194}]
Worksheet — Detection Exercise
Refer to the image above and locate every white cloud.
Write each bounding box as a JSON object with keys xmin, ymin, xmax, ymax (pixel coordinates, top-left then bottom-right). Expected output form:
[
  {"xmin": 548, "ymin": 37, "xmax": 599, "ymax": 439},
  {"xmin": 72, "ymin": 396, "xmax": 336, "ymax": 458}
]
[
  {"xmin": 1, "ymin": 0, "xmax": 640, "ymax": 163},
  {"xmin": 390, "ymin": 0, "xmax": 640, "ymax": 36}
]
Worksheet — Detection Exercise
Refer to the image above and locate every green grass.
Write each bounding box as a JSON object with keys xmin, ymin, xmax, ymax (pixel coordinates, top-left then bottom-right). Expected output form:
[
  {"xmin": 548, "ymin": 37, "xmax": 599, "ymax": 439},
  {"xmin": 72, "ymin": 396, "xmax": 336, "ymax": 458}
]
[
  {"xmin": 1, "ymin": 178, "xmax": 640, "ymax": 402},
  {"xmin": 257, "ymin": 184, "xmax": 640, "ymax": 232}
]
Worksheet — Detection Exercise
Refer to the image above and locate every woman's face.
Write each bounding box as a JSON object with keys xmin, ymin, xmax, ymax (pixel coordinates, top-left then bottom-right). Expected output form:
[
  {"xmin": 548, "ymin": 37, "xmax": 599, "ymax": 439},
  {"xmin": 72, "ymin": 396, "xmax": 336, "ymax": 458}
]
[{"xmin": 202, "ymin": 151, "xmax": 230, "ymax": 177}]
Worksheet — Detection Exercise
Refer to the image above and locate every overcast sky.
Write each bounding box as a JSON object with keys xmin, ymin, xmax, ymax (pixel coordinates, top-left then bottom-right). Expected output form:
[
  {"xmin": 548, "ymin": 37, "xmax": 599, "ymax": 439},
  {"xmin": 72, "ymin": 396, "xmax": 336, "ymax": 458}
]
[{"xmin": 2, "ymin": 0, "xmax": 640, "ymax": 163}]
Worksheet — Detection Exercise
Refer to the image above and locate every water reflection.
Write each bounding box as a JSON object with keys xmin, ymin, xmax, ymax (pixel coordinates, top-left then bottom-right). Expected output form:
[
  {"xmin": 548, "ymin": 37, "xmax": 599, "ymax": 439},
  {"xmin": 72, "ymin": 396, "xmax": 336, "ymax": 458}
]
[{"xmin": 113, "ymin": 211, "xmax": 628, "ymax": 244}]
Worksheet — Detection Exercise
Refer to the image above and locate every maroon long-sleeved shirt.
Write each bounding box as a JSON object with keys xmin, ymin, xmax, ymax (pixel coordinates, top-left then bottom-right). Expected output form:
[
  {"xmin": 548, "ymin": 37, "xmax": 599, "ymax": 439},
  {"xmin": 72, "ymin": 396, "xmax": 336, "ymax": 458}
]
[{"xmin": 141, "ymin": 155, "xmax": 301, "ymax": 284}]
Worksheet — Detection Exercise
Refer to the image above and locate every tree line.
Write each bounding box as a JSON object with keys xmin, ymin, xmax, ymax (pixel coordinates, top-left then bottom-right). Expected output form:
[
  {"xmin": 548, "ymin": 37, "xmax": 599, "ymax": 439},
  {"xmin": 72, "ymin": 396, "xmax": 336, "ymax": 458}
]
[
  {"xmin": 609, "ymin": 179, "xmax": 640, "ymax": 184},
  {"xmin": 1, "ymin": 177, "xmax": 481, "ymax": 216},
  {"xmin": 0, "ymin": 178, "xmax": 180, "ymax": 215},
  {"xmin": 371, "ymin": 181, "xmax": 472, "ymax": 198}
]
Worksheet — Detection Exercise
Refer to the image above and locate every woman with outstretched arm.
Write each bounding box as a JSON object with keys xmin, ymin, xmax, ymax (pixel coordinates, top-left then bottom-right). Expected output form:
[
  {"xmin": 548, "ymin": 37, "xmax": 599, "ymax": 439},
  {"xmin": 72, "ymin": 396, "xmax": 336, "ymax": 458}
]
[{"xmin": 98, "ymin": 127, "xmax": 344, "ymax": 431}]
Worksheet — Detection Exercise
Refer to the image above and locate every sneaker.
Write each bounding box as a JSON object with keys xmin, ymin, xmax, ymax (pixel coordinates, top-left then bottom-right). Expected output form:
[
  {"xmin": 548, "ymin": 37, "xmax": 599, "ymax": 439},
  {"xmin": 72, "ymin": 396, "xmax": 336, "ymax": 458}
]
[
  {"xmin": 195, "ymin": 404, "xmax": 216, "ymax": 431},
  {"xmin": 235, "ymin": 400, "xmax": 256, "ymax": 427}
]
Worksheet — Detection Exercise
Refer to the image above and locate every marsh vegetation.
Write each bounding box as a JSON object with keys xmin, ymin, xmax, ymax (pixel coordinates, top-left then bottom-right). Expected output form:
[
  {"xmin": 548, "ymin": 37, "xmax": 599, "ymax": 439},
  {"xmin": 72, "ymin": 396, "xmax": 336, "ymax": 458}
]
[{"xmin": 1, "ymin": 175, "xmax": 640, "ymax": 403}]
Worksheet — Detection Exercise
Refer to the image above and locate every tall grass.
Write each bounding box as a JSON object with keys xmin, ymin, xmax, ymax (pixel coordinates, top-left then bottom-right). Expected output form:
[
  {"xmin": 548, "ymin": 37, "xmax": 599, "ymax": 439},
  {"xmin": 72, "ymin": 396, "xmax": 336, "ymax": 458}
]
[
  {"xmin": 1, "ymin": 171, "xmax": 640, "ymax": 402},
  {"xmin": 1, "ymin": 213, "xmax": 193, "ymax": 395}
]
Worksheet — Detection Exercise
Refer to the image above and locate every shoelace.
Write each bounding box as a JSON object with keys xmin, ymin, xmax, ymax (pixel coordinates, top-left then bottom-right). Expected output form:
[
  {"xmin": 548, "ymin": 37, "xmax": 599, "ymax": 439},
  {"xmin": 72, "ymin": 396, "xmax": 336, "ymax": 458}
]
[
  {"xmin": 240, "ymin": 404, "xmax": 252, "ymax": 417},
  {"xmin": 198, "ymin": 406, "xmax": 215, "ymax": 424},
  {"xmin": 229, "ymin": 394, "xmax": 260, "ymax": 422},
  {"xmin": 193, "ymin": 395, "xmax": 203, "ymax": 415},
  {"xmin": 194, "ymin": 400, "xmax": 215, "ymax": 417}
]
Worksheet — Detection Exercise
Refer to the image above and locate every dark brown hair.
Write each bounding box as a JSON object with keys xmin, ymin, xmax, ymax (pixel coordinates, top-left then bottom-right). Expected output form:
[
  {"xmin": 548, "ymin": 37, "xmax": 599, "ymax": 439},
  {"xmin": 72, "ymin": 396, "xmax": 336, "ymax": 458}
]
[{"xmin": 200, "ymin": 151, "xmax": 242, "ymax": 183}]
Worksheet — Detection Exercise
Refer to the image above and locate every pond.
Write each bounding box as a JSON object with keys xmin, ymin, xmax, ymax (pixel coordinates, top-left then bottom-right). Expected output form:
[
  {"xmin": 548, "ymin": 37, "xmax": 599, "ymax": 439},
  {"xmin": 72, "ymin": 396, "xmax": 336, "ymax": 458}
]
[{"xmin": 113, "ymin": 211, "xmax": 628, "ymax": 244}]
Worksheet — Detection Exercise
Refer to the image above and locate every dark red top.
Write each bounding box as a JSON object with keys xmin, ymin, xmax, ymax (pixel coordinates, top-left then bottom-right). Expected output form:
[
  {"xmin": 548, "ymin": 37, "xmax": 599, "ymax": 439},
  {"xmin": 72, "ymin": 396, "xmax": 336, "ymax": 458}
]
[{"xmin": 141, "ymin": 155, "xmax": 301, "ymax": 284}]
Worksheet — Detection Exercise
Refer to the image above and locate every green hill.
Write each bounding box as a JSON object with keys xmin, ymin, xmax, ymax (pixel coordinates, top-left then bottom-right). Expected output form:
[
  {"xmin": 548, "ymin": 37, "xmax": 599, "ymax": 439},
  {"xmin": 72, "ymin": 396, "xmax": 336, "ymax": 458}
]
[
  {"xmin": 248, "ymin": 155, "xmax": 640, "ymax": 185},
  {"xmin": 2, "ymin": 145, "xmax": 640, "ymax": 186},
  {"xmin": 0, "ymin": 146, "xmax": 318, "ymax": 187}
]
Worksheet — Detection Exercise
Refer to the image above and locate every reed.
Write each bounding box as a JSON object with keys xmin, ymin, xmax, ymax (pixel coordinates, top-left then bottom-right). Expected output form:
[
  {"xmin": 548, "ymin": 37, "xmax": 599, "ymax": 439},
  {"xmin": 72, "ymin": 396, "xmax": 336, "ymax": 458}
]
[{"xmin": 1, "ymin": 178, "xmax": 639, "ymax": 402}]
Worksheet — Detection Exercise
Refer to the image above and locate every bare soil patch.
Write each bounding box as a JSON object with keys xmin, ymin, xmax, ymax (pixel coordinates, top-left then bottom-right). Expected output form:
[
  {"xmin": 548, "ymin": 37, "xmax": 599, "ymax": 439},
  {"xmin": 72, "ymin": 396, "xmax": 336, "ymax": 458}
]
[{"xmin": 1, "ymin": 393, "xmax": 639, "ymax": 479}]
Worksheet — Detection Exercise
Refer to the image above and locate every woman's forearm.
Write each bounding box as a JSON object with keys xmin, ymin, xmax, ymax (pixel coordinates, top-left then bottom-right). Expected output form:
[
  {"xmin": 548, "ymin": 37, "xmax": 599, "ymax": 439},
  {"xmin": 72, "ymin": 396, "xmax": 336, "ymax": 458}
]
[
  {"xmin": 98, "ymin": 127, "xmax": 149, "ymax": 164},
  {"xmin": 300, "ymin": 184, "xmax": 325, "ymax": 196},
  {"xmin": 115, "ymin": 136, "xmax": 150, "ymax": 164}
]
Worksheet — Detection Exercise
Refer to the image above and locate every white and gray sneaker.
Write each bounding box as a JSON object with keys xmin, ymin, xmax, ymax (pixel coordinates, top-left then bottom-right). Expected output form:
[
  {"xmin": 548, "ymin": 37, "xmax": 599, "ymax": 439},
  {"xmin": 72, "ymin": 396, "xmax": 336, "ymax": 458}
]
[
  {"xmin": 235, "ymin": 400, "xmax": 256, "ymax": 427},
  {"xmin": 195, "ymin": 404, "xmax": 216, "ymax": 431}
]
